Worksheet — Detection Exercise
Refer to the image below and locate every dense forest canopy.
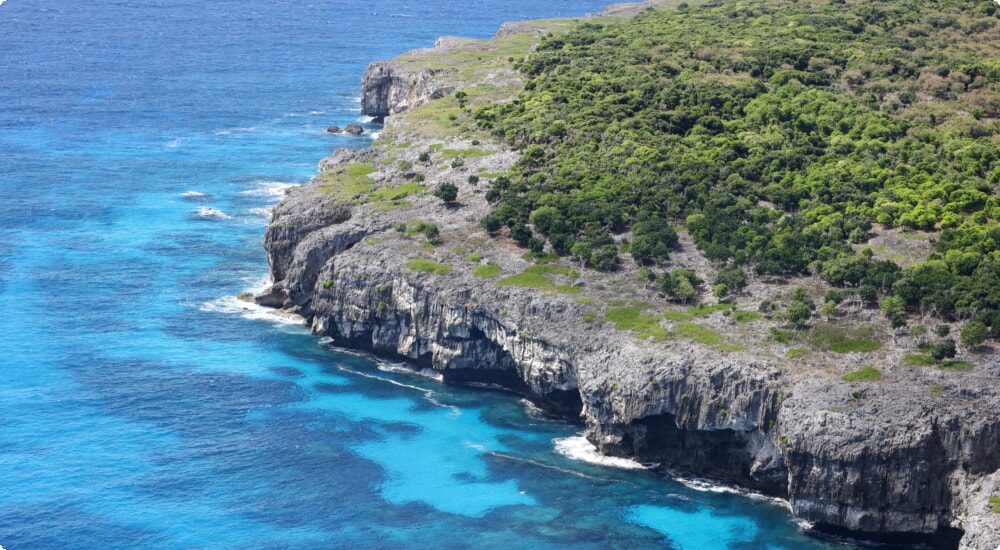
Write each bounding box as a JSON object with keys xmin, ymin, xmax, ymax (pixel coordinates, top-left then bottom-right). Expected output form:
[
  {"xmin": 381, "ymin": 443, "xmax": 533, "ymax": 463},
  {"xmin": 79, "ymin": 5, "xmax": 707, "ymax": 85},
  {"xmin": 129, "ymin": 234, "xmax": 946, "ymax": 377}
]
[{"xmin": 474, "ymin": 0, "xmax": 1000, "ymax": 332}]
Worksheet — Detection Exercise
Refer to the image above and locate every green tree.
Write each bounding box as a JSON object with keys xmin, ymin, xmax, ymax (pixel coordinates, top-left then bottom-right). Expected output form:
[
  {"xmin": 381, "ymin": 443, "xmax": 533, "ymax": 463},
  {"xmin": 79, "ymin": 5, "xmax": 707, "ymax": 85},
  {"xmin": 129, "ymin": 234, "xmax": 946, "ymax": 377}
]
[
  {"xmin": 879, "ymin": 295, "xmax": 905, "ymax": 316},
  {"xmin": 785, "ymin": 302, "xmax": 812, "ymax": 327},
  {"xmin": 434, "ymin": 182, "xmax": 459, "ymax": 203},
  {"xmin": 821, "ymin": 300, "xmax": 838, "ymax": 318},
  {"xmin": 509, "ymin": 223, "xmax": 533, "ymax": 247},
  {"xmin": 960, "ymin": 321, "xmax": 988, "ymax": 349},
  {"xmin": 931, "ymin": 341, "xmax": 957, "ymax": 362},
  {"xmin": 481, "ymin": 215, "xmax": 502, "ymax": 234}
]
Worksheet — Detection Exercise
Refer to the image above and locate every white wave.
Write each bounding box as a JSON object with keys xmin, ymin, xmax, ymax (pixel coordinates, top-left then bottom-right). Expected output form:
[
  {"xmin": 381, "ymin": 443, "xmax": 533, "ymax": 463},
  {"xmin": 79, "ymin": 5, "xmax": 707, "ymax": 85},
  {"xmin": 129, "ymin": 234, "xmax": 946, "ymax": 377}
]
[
  {"xmin": 355, "ymin": 115, "xmax": 375, "ymax": 124},
  {"xmin": 200, "ymin": 295, "xmax": 307, "ymax": 325},
  {"xmin": 374, "ymin": 362, "xmax": 444, "ymax": 382},
  {"xmin": 191, "ymin": 207, "xmax": 230, "ymax": 220},
  {"xmin": 240, "ymin": 275, "xmax": 273, "ymax": 294},
  {"xmin": 667, "ymin": 470, "xmax": 792, "ymax": 510},
  {"xmin": 554, "ymin": 436, "xmax": 652, "ymax": 470},
  {"xmin": 166, "ymin": 137, "xmax": 184, "ymax": 148},
  {"xmin": 241, "ymin": 181, "xmax": 298, "ymax": 198},
  {"xmin": 214, "ymin": 127, "xmax": 257, "ymax": 135},
  {"xmin": 248, "ymin": 207, "xmax": 273, "ymax": 218},
  {"xmin": 367, "ymin": 131, "xmax": 381, "ymax": 141}
]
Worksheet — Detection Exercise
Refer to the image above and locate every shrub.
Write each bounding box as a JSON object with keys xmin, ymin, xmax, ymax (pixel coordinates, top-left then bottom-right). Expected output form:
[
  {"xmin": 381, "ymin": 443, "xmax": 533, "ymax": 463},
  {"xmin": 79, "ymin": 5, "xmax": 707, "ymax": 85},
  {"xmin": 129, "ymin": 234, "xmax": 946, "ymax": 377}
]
[
  {"xmin": 931, "ymin": 341, "xmax": 957, "ymax": 362},
  {"xmin": 434, "ymin": 182, "xmax": 458, "ymax": 203},
  {"xmin": 481, "ymin": 215, "xmax": 502, "ymax": 233}
]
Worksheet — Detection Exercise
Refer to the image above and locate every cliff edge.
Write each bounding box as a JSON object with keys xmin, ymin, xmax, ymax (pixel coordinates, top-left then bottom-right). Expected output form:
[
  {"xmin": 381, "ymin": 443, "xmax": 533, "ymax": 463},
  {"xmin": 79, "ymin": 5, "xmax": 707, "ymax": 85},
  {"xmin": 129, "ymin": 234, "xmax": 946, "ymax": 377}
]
[{"xmin": 259, "ymin": 4, "xmax": 1000, "ymax": 548}]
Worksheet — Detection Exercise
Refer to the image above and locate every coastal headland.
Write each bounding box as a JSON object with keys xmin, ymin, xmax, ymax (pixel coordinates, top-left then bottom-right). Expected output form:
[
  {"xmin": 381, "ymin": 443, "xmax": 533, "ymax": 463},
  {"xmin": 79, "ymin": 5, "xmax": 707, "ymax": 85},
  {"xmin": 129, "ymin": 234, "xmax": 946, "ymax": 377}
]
[{"xmin": 257, "ymin": 1, "xmax": 1000, "ymax": 547}]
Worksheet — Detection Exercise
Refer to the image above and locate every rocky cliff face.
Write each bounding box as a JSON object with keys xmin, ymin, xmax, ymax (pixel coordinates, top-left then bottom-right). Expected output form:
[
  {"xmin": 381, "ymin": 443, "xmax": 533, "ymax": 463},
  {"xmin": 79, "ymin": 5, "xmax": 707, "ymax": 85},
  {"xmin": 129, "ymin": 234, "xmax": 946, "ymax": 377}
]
[
  {"xmin": 259, "ymin": 7, "xmax": 1000, "ymax": 549},
  {"xmin": 360, "ymin": 60, "xmax": 455, "ymax": 121}
]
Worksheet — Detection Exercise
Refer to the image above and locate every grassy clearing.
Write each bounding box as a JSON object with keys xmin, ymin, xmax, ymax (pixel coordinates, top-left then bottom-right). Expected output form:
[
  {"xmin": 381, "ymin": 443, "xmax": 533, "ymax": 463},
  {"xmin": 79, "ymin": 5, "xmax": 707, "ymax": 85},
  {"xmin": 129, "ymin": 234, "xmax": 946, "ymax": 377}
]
[
  {"xmin": 842, "ymin": 366, "xmax": 882, "ymax": 382},
  {"xmin": 473, "ymin": 264, "xmax": 500, "ymax": 278},
  {"xmin": 603, "ymin": 306, "xmax": 668, "ymax": 341},
  {"xmin": 687, "ymin": 303, "xmax": 733, "ymax": 317},
  {"xmin": 524, "ymin": 265, "xmax": 579, "ymax": 278},
  {"xmin": 663, "ymin": 310, "xmax": 691, "ymax": 322},
  {"xmin": 905, "ymin": 354, "xmax": 936, "ymax": 366},
  {"xmin": 466, "ymin": 253, "xmax": 483, "ymax": 262},
  {"xmin": 439, "ymin": 148, "xmax": 494, "ymax": 160},
  {"xmin": 316, "ymin": 163, "xmax": 377, "ymax": 203},
  {"xmin": 573, "ymin": 297, "xmax": 595, "ymax": 304},
  {"xmin": 829, "ymin": 339, "xmax": 881, "ymax": 353},
  {"xmin": 522, "ymin": 251, "xmax": 560, "ymax": 263},
  {"xmin": 718, "ymin": 344, "xmax": 745, "ymax": 352},
  {"xmin": 406, "ymin": 259, "xmax": 452, "ymax": 275},
  {"xmin": 786, "ymin": 348, "xmax": 809, "ymax": 359},
  {"xmin": 316, "ymin": 163, "xmax": 425, "ymax": 209},
  {"xmin": 495, "ymin": 271, "xmax": 581, "ymax": 293},
  {"xmin": 604, "ymin": 307, "xmax": 660, "ymax": 332},
  {"xmin": 732, "ymin": 311, "xmax": 762, "ymax": 323},
  {"xmin": 940, "ymin": 360, "xmax": 973, "ymax": 371},
  {"xmin": 674, "ymin": 323, "xmax": 722, "ymax": 345},
  {"xmin": 368, "ymin": 182, "xmax": 428, "ymax": 202}
]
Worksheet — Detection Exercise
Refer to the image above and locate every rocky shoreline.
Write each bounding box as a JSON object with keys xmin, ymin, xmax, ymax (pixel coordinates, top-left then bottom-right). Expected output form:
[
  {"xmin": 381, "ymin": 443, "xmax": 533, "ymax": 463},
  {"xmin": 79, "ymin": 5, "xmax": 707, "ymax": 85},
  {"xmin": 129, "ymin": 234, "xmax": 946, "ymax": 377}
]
[{"xmin": 256, "ymin": 3, "xmax": 1000, "ymax": 548}]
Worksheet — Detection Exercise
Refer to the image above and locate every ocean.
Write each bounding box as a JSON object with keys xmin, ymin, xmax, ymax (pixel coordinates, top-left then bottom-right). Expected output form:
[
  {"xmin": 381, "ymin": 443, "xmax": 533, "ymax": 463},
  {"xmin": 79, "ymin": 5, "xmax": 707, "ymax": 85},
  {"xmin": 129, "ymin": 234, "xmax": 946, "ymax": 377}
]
[{"xmin": 0, "ymin": 0, "xmax": 862, "ymax": 548}]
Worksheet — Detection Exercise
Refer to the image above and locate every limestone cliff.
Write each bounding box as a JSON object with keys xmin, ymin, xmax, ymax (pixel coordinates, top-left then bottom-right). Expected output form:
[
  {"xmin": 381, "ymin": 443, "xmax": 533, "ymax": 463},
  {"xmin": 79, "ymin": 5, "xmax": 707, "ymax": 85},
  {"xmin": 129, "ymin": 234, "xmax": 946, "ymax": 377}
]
[{"xmin": 259, "ymin": 4, "xmax": 1000, "ymax": 549}]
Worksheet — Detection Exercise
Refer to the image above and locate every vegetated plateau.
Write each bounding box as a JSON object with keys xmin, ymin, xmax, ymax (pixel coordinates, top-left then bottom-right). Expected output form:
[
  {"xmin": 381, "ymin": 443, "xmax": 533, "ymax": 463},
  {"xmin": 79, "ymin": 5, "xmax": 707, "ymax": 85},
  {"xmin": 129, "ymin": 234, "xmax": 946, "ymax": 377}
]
[{"xmin": 258, "ymin": 0, "xmax": 1000, "ymax": 548}]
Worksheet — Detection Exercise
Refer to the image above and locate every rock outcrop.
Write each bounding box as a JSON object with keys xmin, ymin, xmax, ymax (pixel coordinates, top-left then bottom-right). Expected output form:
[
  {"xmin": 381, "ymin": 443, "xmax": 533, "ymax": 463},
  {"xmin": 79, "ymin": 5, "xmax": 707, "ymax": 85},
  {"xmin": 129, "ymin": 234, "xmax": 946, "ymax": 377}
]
[
  {"xmin": 259, "ymin": 5, "xmax": 1000, "ymax": 549},
  {"xmin": 360, "ymin": 60, "xmax": 455, "ymax": 122}
]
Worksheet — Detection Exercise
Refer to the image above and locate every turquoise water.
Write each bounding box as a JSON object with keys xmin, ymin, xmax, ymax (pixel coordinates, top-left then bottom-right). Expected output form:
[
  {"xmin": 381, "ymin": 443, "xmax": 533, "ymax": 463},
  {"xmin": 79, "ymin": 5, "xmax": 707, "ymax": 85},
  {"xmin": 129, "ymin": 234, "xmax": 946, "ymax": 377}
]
[{"xmin": 0, "ymin": 0, "xmax": 863, "ymax": 548}]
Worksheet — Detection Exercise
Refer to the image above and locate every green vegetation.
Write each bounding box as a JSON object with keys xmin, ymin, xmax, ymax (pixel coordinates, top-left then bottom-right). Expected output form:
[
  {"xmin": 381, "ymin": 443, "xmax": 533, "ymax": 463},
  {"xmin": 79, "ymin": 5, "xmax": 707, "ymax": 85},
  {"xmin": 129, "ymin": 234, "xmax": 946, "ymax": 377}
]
[
  {"xmin": 604, "ymin": 306, "xmax": 661, "ymax": 332},
  {"xmin": 905, "ymin": 354, "xmax": 937, "ymax": 366},
  {"xmin": 770, "ymin": 328, "xmax": 798, "ymax": 344},
  {"xmin": 829, "ymin": 339, "xmax": 881, "ymax": 354},
  {"xmin": 732, "ymin": 311, "xmax": 762, "ymax": 323},
  {"xmin": 573, "ymin": 296, "xmax": 595, "ymax": 304},
  {"xmin": 433, "ymin": 182, "xmax": 459, "ymax": 203},
  {"xmin": 674, "ymin": 323, "xmax": 722, "ymax": 345},
  {"xmin": 940, "ymin": 360, "xmax": 974, "ymax": 371},
  {"xmin": 466, "ymin": 252, "xmax": 484, "ymax": 262},
  {"xmin": 663, "ymin": 310, "xmax": 691, "ymax": 322},
  {"xmin": 842, "ymin": 366, "xmax": 882, "ymax": 382},
  {"xmin": 471, "ymin": 0, "xmax": 1000, "ymax": 340},
  {"xmin": 687, "ymin": 302, "xmax": 732, "ymax": 317},
  {"xmin": 989, "ymin": 496, "xmax": 1000, "ymax": 513},
  {"xmin": 522, "ymin": 251, "xmax": 560, "ymax": 263},
  {"xmin": 473, "ymin": 264, "xmax": 501, "ymax": 278},
  {"xmin": 406, "ymin": 259, "xmax": 453, "ymax": 275},
  {"xmin": 786, "ymin": 348, "xmax": 809, "ymax": 359},
  {"xmin": 439, "ymin": 148, "xmax": 494, "ymax": 160},
  {"xmin": 496, "ymin": 265, "xmax": 582, "ymax": 293},
  {"xmin": 718, "ymin": 344, "xmax": 745, "ymax": 352}
]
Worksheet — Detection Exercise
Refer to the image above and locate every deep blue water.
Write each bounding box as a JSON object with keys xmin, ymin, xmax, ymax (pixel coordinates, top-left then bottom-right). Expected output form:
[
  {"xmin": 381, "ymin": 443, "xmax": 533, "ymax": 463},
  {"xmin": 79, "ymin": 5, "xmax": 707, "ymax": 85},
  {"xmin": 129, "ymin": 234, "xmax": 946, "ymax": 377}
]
[{"xmin": 0, "ymin": 1, "xmax": 864, "ymax": 548}]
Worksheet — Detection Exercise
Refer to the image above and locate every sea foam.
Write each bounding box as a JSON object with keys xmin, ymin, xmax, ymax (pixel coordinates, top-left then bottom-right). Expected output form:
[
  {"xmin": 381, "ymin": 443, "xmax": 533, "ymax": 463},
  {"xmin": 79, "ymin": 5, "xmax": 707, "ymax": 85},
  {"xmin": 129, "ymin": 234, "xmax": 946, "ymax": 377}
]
[{"xmin": 553, "ymin": 436, "xmax": 651, "ymax": 470}]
